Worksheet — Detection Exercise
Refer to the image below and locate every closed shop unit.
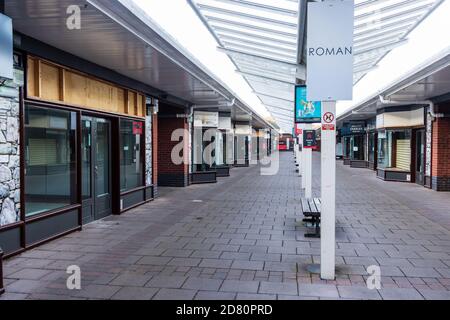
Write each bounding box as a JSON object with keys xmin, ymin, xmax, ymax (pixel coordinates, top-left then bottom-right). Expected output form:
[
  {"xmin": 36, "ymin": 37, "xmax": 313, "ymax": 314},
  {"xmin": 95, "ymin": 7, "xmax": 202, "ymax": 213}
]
[{"xmin": 376, "ymin": 106, "xmax": 425, "ymax": 183}]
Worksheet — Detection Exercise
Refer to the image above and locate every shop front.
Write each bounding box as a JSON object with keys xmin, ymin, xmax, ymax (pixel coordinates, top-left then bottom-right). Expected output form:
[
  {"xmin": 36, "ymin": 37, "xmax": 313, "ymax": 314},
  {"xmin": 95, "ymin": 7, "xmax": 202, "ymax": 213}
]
[
  {"xmin": 215, "ymin": 113, "xmax": 233, "ymax": 177},
  {"xmin": 341, "ymin": 122, "xmax": 367, "ymax": 168},
  {"xmin": 367, "ymin": 118, "xmax": 377, "ymax": 170},
  {"xmin": 234, "ymin": 124, "xmax": 251, "ymax": 167},
  {"xmin": 0, "ymin": 53, "xmax": 153, "ymax": 256},
  {"xmin": 191, "ymin": 111, "xmax": 219, "ymax": 184},
  {"xmin": 376, "ymin": 106, "xmax": 425, "ymax": 183}
]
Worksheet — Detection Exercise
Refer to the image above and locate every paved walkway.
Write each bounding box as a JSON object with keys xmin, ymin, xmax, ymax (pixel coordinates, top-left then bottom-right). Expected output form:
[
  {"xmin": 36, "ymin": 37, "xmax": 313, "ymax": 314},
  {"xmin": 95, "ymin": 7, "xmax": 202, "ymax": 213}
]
[{"xmin": 2, "ymin": 152, "xmax": 450, "ymax": 300}]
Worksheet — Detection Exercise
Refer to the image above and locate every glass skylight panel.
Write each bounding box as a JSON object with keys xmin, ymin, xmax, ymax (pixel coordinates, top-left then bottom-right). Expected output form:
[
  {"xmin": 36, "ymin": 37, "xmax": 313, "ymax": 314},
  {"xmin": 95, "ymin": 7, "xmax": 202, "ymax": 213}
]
[{"xmin": 191, "ymin": 0, "xmax": 442, "ymax": 129}]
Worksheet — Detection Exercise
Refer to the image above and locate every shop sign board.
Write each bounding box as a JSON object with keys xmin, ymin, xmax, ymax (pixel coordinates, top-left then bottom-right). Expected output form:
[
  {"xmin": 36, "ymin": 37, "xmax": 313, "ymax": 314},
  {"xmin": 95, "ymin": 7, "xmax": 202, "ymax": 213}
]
[
  {"xmin": 234, "ymin": 124, "xmax": 251, "ymax": 135},
  {"xmin": 194, "ymin": 111, "xmax": 219, "ymax": 128},
  {"xmin": 295, "ymin": 85, "xmax": 322, "ymax": 123},
  {"xmin": 306, "ymin": 1, "xmax": 354, "ymax": 101},
  {"xmin": 219, "ymin": 116, "xmax": 232, "ymax": 130},
  {"xmin": 303, "ymin": 130, "xmax": 317, "ymax": 149}
]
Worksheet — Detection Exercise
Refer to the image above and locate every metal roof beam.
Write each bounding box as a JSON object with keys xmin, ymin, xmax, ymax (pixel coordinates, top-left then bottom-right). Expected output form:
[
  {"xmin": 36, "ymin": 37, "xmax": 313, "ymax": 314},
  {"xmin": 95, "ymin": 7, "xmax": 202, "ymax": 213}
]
[
  {"xmin": 354, "ymin": 38, "xmax": 408, "ymax": 56},
  {"xmin": 236, "ymin": 70, "xmax": 297, "ymax": 85},
  {"xmin": 204, "ymin": 0, "xmax": 298, "ymax": 17},
  {"xmin": 296, "ymin": 0, "xmax": 307, "ymax": 65},
  {"xmin": 254, "ymin": 91, "xmax": 294, "ymax": 103},
  {"xmin": 206, "ymin": 16, "xmax": 298, "ymax": 38},
  {"xmin": 214, "ymin": 26, "xmax": 297, "ymax": 46},
  {"xmin": 355, "ymin": 3, "xmax": 433, "ymax": 30},
  {"xmin": 355, "ymin": 0, "xmax": 433, "ymax": 22},
  {"xmin": 222, "ymin": 40, "xmax": 297, "ymax": 56},
  {"xmin": 217, "ymin": 46, "xmax": 299, "ymax": 66},
  {"xmin": 198, "ymin": 3, "xmax": 298, "ymax": 28}
]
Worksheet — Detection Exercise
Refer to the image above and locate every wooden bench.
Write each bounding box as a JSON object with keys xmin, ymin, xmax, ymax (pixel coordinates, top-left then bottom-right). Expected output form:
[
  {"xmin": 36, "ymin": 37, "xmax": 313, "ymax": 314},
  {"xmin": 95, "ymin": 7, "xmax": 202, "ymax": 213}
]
[
  {"xmin": 301, "ymin": 198, "xmax": 321, "ymax": 238},
  {"xmin": 0, "ymin": 247, "xmax": 4, "ymax": 296}
]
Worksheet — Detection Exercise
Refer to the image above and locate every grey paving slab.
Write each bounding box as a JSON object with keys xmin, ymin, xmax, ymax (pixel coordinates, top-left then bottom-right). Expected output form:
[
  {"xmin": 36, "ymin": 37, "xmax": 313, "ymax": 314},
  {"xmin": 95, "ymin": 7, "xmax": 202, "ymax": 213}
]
[
  {"xmin": 73, "ymin": 284, "xmax": 121, "ymax": 299},
  {"xmin": 337, "ymin": 285, "xmax": 381, "ymax": 300},
  {"xmin": 259, "ymin": 281, "xmax": 298, "ymax": 295},
  {"xmin": 417, "ymin": 289, "xmax": 450, "ymax": 300},
  {"xmin": 182, "ymin": 277, "xmax": 223, "ymax": 291},
  {"xmin": 220, "ymin": 280, "xmax": 260, "ymax": 293},
  {"xmin": 146, "ymin": 276, "xmax": 187, "ymax": 289},
  {"xmin": 236, "ymin": 293, "xmax": 277, "ymax": 300},
  {"xmin": 379, "ymin": 288, "xmax": 424, "ymax": 300},
  {"xmin": 298, "ymin": 284, "xmax": 340, "ymax": 299},
  {"xmin": 3, "ymin": 152, "xmax": 450, "ymax": 300},
  {"xmin": 111, "ymin": 287, "xmax": 158, "ymax": 300},
  {"xmin": 152, "ymin": 288, "xmax": 197, "ymax": 300},
  {"xmin": 195, "ymin": 291, "xmax": 236, "ymax": 300}
]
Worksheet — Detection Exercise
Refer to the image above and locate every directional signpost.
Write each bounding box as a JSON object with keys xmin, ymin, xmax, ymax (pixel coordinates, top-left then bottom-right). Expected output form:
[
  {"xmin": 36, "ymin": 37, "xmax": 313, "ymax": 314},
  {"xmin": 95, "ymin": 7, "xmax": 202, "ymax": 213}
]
[{"xmin": 306, "ymin": 0, "xmax": 354, "ymax": 280}]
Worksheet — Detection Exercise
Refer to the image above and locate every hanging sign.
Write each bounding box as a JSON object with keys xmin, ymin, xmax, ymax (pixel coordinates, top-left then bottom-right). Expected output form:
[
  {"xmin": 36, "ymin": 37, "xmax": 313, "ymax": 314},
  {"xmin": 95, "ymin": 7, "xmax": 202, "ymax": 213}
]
[
  {"xmin": 132, "ymin": 121, "xmax": 143, "ymax": 135},
  {"xmin": 303, "ymin": 130, "xmax": 317, "ymax": 149},
  {"xmin": 295, "ymin": 85, "xmax": 322, "ymax": 123},
  {"xmin": 306, "ymin": 1, "xmax": 354, "ymax": 101}
]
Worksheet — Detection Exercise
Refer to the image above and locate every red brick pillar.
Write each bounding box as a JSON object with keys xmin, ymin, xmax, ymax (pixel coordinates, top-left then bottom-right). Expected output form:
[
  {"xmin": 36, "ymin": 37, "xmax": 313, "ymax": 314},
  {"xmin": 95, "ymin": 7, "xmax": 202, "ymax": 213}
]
[
  {"xmin": 431, "ymin": 105, "xmax": 450, "ymax": 191},
  {"xmin": 157, "ymin": 117, "xmax": 189, "ymax": 187}
]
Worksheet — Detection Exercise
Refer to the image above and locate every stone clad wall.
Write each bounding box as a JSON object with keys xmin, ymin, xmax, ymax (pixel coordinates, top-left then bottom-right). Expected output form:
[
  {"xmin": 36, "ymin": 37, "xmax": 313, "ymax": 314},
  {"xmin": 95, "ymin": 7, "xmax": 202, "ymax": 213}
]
[
  {"xmin": 0, "ymin": 87, "xmax": 20, "ymax": 226},
  {"xmin": 145, "ymin": 114, "xmax": 152, "ymax": 187}
]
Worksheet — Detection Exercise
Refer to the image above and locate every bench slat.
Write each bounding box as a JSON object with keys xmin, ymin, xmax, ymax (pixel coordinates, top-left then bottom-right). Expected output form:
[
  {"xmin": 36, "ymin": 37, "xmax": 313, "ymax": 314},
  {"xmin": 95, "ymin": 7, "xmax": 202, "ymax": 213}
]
[
  {"xmin": 308, "ymin": 199, "xmax": 319, "ymax": 213},
  {"xmin": 313, "ymin": 198, "xmax": 321, "ymax": 212},
  {"xmin": 301, "ymin": 198, "xmax": 311, "ymax": 213}
]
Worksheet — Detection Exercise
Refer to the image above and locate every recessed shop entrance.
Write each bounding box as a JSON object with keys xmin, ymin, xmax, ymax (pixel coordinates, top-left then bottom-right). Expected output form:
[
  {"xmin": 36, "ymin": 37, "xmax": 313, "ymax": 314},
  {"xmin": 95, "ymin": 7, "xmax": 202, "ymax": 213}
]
[
  {"xmin": 415, "ymin": 129, "xmax": 426, "ymax": 186},
  {"xmin": 81, "ymin": 116, "xmax": 113, "ymax": 224}
]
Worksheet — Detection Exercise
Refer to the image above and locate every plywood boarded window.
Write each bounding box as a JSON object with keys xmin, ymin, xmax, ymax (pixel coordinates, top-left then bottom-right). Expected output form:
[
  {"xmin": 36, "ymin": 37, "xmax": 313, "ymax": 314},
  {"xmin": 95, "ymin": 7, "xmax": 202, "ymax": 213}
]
[{"xmin": 27, "ymin": 56, "xmax": 145, "ymax": 118}]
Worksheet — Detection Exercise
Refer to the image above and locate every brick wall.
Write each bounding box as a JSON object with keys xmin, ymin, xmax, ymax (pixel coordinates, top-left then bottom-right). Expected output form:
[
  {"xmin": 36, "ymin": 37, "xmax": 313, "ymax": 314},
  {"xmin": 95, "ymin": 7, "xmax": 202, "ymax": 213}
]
[
  {"xmin": 431, "ymin": 104, "xmax": 450, "ymax": 191},
  {"xmin": 157, "ymin": 117, "xmax": 189, "ymax": 187}
]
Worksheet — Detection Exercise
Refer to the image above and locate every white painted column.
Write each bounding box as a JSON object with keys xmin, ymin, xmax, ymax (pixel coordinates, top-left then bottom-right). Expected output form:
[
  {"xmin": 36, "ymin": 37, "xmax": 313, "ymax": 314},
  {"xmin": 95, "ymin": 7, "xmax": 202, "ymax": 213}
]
[
  {"xmin": 320, "ymin": 101, "xmax": 337, "ymax": 280},
  {"xmin": 303, "ymin": 124, "xmax": 313, "ymax": 199},
  {"xmin": 298, "ymin": 128, "xmax": 303, "ymax": 177}
]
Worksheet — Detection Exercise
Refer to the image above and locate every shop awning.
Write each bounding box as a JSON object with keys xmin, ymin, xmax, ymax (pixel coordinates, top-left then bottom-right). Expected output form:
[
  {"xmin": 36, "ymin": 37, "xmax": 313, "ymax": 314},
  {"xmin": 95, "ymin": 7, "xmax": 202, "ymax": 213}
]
[
  {"xmin": 337, "ymin": 48, "xmax": 450, "ymax": 125},
  {"xmin": 4, "ymin": 0, "xmax": 275, "ymax": 130}
]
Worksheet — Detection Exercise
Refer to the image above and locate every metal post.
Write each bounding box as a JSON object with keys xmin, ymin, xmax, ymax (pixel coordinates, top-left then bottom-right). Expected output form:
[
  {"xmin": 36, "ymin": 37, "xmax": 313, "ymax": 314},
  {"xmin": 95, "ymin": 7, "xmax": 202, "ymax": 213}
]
[
  {"xmin": 0, "ymin": 247, "xmax": 5, "ymax": 295},
  {"xmin": 303, "ymin": 124, "xmax": 313, "ymax": 199},
  {"xmin": 320, "ymin": 101, "xmax": 337, "ymax": 280},
  {"xmin": 297, "ymin": 131, "xmax": 303, "ymax": 177}
]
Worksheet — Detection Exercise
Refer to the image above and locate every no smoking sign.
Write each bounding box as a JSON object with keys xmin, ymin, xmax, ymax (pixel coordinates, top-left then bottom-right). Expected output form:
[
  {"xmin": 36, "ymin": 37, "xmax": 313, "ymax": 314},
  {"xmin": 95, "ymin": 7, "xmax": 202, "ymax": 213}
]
[{"xmin": 322, "ymin": 112, "xmax": 335, "ymax": 131}]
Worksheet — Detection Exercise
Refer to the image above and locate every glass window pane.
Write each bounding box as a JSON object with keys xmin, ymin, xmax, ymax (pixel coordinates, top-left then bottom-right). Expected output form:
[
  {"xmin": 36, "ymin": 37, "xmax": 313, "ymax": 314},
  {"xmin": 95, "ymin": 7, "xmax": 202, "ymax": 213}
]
[
  {"xmin": 120, "ymin": 120, "xmax": 144, "ymax": 191},
  {"xmin": 24, "ymin": 105, "xmax": 77, "ymax": 217},
  {"xmin": 96, "ymin": 121, "xmax": 110, "ymax": 195},
  {"xmin": 82, "ymin": 120, "xmax": 92, "ymax": 200}
]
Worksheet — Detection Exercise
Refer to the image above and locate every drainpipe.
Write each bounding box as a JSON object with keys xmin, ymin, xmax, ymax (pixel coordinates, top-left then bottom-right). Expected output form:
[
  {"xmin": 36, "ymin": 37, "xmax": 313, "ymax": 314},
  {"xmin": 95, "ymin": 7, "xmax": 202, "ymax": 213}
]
[{"xmin": 379, "ymin": 96, "xmax": 445, "ymax": 120}]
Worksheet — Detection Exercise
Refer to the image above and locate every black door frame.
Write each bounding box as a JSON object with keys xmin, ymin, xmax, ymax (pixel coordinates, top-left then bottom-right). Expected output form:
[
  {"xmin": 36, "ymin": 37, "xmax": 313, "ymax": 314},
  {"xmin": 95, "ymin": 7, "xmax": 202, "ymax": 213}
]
[
  {"xmin": 414, "ymin": 128, "xmax": 426, "ymax": 186},
  {"xmin": 81, "ymin": 115, "xmax": 113, "ymax": 224}
]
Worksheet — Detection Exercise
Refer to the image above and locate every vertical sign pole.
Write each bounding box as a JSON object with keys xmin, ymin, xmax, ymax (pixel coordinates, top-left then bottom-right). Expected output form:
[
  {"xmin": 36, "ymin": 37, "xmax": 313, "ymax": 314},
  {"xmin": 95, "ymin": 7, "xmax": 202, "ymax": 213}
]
[
  {"xmin": 321, "ymin": 101, "xmax": 336, "ymax": 280},
  {"xmin": 304, "ymin": 124, "xmax": 313, "ymax": 199}
]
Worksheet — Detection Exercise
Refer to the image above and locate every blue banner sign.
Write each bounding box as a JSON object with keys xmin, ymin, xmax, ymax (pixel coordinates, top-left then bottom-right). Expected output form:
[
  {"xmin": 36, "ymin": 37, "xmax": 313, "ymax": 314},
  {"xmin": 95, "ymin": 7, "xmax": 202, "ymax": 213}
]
[{"xmin": 295, "ymin": 85, "xmax": 321, "ymax": 123}]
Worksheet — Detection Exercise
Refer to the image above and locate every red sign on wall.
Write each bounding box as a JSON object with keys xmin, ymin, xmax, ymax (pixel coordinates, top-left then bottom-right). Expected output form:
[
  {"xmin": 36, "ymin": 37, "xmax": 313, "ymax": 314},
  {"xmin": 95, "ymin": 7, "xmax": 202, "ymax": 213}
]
[{"xmin": 133, "ymin": 122, "xmax": 143, "ymax": 135}]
